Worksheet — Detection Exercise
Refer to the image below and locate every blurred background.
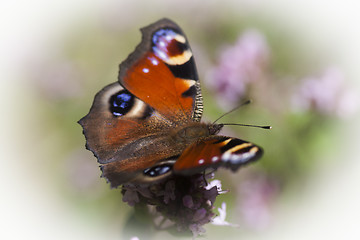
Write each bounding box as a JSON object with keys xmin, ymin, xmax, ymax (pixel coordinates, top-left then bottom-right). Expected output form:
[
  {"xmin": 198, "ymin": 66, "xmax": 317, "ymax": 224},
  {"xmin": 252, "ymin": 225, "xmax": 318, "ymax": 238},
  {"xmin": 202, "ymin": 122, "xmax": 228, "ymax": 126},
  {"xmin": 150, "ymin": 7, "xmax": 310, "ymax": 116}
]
[{"xmin": 1, "ymin": 0, "xmax": 360, "ymax": 239}]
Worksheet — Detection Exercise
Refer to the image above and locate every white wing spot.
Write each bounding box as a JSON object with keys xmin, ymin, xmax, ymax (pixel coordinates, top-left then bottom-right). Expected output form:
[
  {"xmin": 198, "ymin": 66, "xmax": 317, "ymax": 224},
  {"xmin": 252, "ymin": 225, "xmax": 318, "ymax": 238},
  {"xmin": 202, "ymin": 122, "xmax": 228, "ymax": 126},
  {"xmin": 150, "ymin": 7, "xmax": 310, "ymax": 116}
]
[
  {"xmin": 151, "ymin": 58, "xmax": 158, "ymax": 65},
  {"xmin": 159, "ymin": 40, "xmax": 166, "ymax": 47},
  {"xmin": 221, "ymin": 152, "xmax": 231, "ymax": 162}
]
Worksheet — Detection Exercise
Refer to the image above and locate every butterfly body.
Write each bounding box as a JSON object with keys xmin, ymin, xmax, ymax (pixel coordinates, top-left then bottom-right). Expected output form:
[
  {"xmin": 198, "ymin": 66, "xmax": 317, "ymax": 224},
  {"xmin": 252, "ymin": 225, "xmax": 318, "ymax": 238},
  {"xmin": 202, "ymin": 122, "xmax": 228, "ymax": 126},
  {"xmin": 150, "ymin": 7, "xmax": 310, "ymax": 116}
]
[{"xmin": 79, "ymin": 19, "xmax": 263, "ymax": 188}]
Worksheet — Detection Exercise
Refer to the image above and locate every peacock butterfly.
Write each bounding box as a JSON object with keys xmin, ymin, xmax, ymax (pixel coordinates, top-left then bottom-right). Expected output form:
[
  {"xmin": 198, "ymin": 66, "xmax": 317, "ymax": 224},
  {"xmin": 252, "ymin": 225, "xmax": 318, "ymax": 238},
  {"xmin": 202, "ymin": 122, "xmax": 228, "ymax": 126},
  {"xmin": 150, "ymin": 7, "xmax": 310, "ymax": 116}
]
[{"xmin": 79, "ymin": 18, "xmax": 264, "ymax": 188}]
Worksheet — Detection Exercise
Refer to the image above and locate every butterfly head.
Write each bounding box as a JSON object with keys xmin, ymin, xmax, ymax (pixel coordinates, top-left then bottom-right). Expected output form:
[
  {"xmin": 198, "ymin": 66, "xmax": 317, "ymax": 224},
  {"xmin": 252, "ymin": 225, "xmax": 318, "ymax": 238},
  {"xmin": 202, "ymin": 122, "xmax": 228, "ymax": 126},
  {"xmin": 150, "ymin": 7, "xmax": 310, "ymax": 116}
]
[{"xmin": 208, "ymin": 123, "xmax": 224, "ymax": 135}]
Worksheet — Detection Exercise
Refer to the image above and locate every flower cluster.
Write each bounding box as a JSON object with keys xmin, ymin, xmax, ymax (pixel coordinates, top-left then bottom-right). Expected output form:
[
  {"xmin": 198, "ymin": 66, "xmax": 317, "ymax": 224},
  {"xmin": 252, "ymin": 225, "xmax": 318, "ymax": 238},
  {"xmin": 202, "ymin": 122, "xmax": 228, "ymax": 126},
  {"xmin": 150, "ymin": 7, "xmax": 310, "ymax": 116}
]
[
  {"xmin": 292, "ymin": 67, "xmax": 359, "ymax": 118},
  {"xmin": 237, "ymin": 173, "xmax": 279, "ymax": 230},
  {"xmin": 121, "ymin": 173, "xmax": 228, "ymax": 237},
  {"xmin": 206, "ymin": 29, "xmax": 270, "ymax": 108}
]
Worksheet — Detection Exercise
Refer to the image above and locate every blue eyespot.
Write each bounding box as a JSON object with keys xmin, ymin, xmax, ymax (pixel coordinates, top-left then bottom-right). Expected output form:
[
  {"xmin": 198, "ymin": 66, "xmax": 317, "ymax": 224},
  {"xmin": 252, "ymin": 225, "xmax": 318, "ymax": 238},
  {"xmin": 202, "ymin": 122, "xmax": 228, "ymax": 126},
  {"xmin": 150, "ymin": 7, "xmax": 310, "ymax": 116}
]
[
  {"xmin": 152, "ymin": 28, "xmax": 178, "ymax": 60},
  {"xmin": 152, "ymin": 28, "xmax": 177, "ymax": 44},
  {"xmin": 109, "ymin": 90, "xmax": 134, "ymax": 116},
  {"xmin": 143, "ymin": 164, "xmax": 172, "ymax": 177}
]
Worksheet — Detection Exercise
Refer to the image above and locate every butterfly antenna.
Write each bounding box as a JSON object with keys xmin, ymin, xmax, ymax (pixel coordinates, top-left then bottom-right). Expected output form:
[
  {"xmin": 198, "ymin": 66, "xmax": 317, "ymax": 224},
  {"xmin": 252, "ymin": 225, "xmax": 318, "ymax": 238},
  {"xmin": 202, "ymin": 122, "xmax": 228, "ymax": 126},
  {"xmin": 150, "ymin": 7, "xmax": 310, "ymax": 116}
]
[
  {"xmin": 212, "ymin": 100, "xmax": 252, "ymax": 124},
  {"xmin": 222, "ymin": 123, "xmax": 272, "ymax": 129}
]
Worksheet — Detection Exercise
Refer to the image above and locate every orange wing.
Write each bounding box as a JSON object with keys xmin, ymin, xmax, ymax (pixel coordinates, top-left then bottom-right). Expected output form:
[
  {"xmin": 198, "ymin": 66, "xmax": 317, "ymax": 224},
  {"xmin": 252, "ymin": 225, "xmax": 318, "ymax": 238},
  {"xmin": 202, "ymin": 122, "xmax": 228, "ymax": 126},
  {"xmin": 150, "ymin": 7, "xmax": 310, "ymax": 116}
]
[
  {"xmin": 118, "ymin": 18, "xmax": 202, "ymax": 124},
  {"xmin": 79, "ymin": 82, "xmax": 181, "ymax": 187},
  {"xmin": 173, "ymin": 136, "xmax": 263, "ymax": 175},
  {"xmin": 78, "ymin": 83, "xmax": 169, "ymax": 163}
]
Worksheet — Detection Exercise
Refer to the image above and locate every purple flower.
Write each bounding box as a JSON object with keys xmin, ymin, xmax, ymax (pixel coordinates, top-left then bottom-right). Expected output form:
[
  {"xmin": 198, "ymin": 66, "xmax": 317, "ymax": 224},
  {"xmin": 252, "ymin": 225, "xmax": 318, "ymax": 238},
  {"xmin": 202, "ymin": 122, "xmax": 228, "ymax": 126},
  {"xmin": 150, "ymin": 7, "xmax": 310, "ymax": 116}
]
[
  {"xmin": 121, "ymin": 173, "xmax": 225, "ymax": 237},
  {"xmin": 292, "ymin": 67, "xmax": 359, "ymax": 118},
  {"xmin": 163, "ymin": 180, "xmax": 176, "ymax": 203},
  {"xmin": 193, "ymin": 208, "xmax": 207, "ymax": 222},
  {"xmin": 188, "ymin": 223, "xmax": 206, "ymax": 238},
  {"xmin": 203, "ymin": 185, "xmax": 222, "ymax": 205},
  {"xmin": 183, "ymin": 195, "xmax": 194, "ymax": 208},
  {"xmin": 237, "ymin": 174, "xmax": 279, "ymax": 230},
  {"xmin": 122, "ymin": 184, "xmax": 140, "ymax": 206},
  {"xmin": 207, "ymin": 29, "xmax": 270, "ymax": 108}
]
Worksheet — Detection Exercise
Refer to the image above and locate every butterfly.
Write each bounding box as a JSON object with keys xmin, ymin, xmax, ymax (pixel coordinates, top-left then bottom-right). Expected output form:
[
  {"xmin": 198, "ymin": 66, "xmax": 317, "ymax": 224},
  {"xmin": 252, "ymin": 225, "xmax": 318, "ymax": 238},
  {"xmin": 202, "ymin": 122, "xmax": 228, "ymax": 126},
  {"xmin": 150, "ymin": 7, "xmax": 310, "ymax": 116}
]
[{"xmin": 79, "ymin": 18, "xmax": 263, "ymax": 188}]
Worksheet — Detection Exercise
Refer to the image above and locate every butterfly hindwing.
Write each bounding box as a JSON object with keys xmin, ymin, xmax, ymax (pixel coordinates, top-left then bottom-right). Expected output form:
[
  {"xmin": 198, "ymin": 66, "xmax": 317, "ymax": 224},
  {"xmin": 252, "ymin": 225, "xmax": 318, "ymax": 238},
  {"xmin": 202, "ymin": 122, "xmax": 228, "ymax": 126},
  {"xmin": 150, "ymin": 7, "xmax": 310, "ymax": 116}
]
[
  {"xmin": 118, "ymin": 18, "xmax": 203, "ymax": 124},
  {"xmin": 79, "ymin": 82, "xmax": 182, "ymax": 186},
  {"xmin": 173, "ymin": 136, "xmax": 263, "ymax": 175}
]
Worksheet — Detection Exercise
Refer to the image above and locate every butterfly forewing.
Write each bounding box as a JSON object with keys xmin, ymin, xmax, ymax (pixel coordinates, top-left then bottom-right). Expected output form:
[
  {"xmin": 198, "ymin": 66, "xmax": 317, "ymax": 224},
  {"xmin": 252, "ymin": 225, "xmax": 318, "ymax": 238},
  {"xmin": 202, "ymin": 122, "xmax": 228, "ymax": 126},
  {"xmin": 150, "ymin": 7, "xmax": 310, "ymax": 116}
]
[
  {"xmin": 79, "ymin": 82, "xmax": 184, "ymax": 186},
  {"xmin": 118, "ymin": 18, "xmax": 203, "ymax": 124}
]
